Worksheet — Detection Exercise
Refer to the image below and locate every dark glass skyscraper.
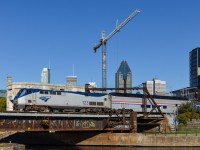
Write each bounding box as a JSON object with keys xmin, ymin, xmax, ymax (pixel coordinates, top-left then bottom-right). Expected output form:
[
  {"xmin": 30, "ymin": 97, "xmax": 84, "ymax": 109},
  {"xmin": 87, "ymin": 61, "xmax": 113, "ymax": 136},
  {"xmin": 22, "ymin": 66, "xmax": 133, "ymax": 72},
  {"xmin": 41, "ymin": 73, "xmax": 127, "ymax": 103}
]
[
  {"xmin": 190, "ymin": 47, "xmax": 200, "ymax": 87},
  {"xmin": 115, "ymin": 60, "xmax": 132, "ymax": 93}
]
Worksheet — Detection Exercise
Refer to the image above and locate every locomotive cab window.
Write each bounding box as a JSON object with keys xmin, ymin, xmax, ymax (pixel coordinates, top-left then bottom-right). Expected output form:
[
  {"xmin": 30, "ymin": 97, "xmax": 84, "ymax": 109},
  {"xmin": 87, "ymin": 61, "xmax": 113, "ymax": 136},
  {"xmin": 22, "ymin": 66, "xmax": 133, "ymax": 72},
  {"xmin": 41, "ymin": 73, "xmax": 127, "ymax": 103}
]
[
  {"xmin": 40, "ymin": 91, "xmax": 44, "ymax": 94},
  {"xmin": 27, "ymin": 90, "xmax": 32, "ymax": 94},
  {"xmin": 19, "ymin": 89, "xmax": 27, "ymax": 97}
]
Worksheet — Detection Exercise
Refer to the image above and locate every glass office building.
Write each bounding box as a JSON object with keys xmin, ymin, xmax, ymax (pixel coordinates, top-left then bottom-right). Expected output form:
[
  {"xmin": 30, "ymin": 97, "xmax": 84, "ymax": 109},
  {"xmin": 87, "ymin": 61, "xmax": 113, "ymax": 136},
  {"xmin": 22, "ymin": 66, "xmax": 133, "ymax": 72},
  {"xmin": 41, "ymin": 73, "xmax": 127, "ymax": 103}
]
[
  {"xmin": 190, "ymin": 48, "xmax": 200, "ymax": 87},
  {"xmin": 115, "ymin": 60, "xmax": 132, "ymax": 93},
  {"xmin": 41, "ymin": 68, "xmax": 50, "ymax": 84}
]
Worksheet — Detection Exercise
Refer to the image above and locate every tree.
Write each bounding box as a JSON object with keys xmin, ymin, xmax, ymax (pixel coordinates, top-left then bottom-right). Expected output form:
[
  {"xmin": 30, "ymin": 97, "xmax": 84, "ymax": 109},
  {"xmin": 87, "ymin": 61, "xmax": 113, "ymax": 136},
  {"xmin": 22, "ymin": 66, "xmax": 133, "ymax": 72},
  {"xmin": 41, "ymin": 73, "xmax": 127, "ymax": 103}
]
[
  {"xmin": 178, "ymin": 102, "xmax": 194, "ymax": 114},
  {"xmin": 177, "ymin": 102, "xmax": 200, "ymax": 124},
  {"xmin": 0, "ymin": 97, "xmax": 6, "ymax": 111}
]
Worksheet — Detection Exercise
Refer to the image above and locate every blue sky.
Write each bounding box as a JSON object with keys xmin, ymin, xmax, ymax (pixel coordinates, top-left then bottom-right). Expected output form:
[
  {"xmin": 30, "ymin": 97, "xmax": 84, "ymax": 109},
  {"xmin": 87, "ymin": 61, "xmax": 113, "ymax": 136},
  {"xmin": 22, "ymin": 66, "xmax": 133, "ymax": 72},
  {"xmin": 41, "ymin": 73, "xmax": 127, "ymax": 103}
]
[{"xmin": 0, "ymin": 0, "xmax": 199, "ymax": 92}]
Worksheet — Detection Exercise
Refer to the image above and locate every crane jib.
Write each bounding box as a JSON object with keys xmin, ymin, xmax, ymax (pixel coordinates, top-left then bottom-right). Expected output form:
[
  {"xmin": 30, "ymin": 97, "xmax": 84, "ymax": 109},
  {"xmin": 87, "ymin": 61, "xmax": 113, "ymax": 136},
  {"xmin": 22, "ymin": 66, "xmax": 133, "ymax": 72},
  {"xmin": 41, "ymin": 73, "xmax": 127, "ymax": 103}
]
[{"xmin": 93, "ymin": 8, "xmax": 140, "ymax": 88}]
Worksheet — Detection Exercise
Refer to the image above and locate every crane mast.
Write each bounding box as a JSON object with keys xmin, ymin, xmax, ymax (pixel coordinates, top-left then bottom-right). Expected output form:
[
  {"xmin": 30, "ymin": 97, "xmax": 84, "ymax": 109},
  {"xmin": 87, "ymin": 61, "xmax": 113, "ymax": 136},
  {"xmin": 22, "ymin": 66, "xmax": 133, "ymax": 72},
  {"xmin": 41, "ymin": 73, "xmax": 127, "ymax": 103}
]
[{"xmin": 93, "ymin": 9, "xmax": 140, "ymax": 88}]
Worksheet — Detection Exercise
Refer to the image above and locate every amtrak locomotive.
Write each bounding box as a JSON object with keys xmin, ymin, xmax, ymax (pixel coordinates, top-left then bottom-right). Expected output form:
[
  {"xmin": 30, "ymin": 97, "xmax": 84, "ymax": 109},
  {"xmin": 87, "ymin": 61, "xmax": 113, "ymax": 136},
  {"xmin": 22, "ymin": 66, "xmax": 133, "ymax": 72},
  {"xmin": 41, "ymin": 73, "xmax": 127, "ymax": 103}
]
[
  {"xmin": 13, "ymin": 88, "xmax": 188, "ymax": 114},
  {"xmin": 13, "ymin": 88, "xmax": 111, "ymax": 112}
]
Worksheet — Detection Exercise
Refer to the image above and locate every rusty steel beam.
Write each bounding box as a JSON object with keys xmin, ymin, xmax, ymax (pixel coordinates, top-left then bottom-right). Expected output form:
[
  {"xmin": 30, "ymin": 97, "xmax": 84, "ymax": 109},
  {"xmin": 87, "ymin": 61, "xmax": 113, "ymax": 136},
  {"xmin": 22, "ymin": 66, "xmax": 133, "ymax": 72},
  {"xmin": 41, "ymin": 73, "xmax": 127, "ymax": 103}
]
[
  {"xmin": 130, "ymin": 111, "xmax": 137, "ymax": 133},
  {"xmin": 142, "ymin": 85, "xmax": 165, "ymax": 118},
  {"xmin": 0, "ymin": 117, "xmax": 106, "ymax": 131},
  {"xmin": 0, "ymin": 111, "xmax": 138, "ymax": 132}
]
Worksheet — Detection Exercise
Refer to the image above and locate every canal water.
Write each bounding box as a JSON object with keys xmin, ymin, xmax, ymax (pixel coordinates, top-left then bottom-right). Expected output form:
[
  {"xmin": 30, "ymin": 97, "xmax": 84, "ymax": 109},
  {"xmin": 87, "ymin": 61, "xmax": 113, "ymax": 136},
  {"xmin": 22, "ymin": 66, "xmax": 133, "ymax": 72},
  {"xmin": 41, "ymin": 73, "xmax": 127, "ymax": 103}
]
[{"xmin": 26, "ymin": 146, "xmax": 200, "ymax": 150}]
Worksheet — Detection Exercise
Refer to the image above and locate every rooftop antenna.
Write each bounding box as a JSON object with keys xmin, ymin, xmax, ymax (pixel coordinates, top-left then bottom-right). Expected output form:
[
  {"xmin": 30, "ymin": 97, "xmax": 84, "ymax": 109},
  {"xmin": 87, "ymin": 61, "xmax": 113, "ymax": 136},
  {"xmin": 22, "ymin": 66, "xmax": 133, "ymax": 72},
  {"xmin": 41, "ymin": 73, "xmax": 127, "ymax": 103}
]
[
  {"xmin": 170, "ymin": 86, "xmax": 173, "ymax": 96},
  {"xmin": 73, "ymin": 64, "xmax": 75, "ymax": 76},
  {"xmin": 48, "ymin": 57, "xmax": 51, "ymax": 69}
]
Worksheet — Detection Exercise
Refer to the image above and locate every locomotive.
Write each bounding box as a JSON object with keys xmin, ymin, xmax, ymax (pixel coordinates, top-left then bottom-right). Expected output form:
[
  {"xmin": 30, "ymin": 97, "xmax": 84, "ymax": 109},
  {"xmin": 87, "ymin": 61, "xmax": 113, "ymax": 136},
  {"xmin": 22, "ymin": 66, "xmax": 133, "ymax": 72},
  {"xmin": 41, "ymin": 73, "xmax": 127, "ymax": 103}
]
[{"xmin": 13, "ymin": 88, "xmax": 112, "ymax": 112}]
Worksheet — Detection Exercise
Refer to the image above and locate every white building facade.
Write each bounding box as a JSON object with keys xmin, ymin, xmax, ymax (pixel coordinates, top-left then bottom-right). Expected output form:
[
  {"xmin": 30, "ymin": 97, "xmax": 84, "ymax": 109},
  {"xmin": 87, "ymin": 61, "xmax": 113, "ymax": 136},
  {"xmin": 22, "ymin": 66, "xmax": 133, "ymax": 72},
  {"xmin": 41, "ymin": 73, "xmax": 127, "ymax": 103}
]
[
  {"xmin": 41, "ymin": 68, "xmax": 50, "ymax": 84},
  {"xmin": 66, "ymin": 76, "xmax": 77, "ymax": 87},
  {"xmin": 145, "ymin": 78, "xmax": 166, "ymax": 95}
]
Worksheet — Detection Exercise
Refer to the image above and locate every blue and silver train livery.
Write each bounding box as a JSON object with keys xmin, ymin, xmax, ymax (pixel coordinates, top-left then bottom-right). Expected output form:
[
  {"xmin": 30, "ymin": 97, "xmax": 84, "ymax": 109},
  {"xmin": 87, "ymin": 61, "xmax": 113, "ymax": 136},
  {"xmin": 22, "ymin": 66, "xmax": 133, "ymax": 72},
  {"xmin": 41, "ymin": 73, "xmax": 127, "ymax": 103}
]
[
  {"xmin": 13, "ymin": 88, "xmax": 112, "ymax": 112},
  {"xmin": 13, "ymin": 88, "xmax": 188, "ymax": 115}
]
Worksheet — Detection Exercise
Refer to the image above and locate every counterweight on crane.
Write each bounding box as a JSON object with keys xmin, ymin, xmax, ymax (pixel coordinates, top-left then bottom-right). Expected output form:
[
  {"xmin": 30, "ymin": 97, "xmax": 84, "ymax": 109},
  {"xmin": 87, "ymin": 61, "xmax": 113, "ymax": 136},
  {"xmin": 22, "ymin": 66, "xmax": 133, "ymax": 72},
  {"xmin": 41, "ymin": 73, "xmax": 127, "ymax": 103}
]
[{"xmin": 93, "ymin": 9, "xmax": 140, "ymax": 88}]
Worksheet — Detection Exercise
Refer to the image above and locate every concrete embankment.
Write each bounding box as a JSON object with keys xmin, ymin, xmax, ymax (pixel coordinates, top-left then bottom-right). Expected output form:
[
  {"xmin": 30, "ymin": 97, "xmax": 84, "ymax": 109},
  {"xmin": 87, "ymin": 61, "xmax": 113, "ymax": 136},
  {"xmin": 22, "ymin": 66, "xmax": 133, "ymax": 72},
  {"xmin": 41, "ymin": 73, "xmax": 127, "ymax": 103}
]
[
  {"xmin": 76, "ymin": 133, "xmax": 200, "ymax": 146},
  {"xmin": 1, "ymin": 132, "xmax": 200, "ymax": 146},
  {"xmin": 0, "ymin": 143, "xmax": 25, "ymax": 150},
  {"xmin": 0, "ymin": 131, "xmax": 17, "ymax": 140}
]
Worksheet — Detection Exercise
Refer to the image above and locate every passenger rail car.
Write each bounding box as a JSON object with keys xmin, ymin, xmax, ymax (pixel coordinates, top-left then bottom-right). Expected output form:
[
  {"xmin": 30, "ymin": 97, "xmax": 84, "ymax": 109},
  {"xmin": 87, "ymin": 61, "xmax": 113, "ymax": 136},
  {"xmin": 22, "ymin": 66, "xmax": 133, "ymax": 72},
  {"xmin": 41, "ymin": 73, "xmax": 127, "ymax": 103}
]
[
  {"xmin": 13, "ymin": 88, "xmax": 111, "ymax": 112},
  {"xmin": 111, "ymin": 93, "xmax": 188, "ymax": 114}
]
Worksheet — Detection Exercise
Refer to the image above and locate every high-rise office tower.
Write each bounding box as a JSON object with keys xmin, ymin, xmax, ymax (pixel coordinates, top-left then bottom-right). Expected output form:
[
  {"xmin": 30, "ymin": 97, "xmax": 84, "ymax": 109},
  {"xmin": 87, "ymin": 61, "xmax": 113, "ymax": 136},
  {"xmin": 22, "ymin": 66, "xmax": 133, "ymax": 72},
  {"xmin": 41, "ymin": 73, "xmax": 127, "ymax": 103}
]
[
  {"xmin": 145, "ymin": 78, "xmax": 166, "ymax": 95},
  {"xmin": 115, "ymin": 60, "xmax": 132, "ymax": 93},
  {"xmin": 66, "ymin": 76, "xmax": 77, "ymax": 86},
  {"xmin": 146, "ymin": 80, "xmax": 154, "ymax": 94},
  {"xmin": 190, "ymin": 47, "xmax": 200, "ymax": 87},
  {"xmin": 153, "ymin": 78, "xmax": 166, "ymax": 94},
  {"xmin": 41, "ymin": 68, "xmax": 50, "ymax": 84}
]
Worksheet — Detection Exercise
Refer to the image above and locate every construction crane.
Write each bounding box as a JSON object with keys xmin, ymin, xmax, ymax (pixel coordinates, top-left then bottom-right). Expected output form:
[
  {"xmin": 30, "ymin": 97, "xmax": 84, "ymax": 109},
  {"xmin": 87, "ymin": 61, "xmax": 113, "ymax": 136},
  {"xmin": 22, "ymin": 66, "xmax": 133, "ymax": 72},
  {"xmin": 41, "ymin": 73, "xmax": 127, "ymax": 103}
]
[{"xmin": 93, "ymin": 9, "xmax": 140, "ymax": 88}]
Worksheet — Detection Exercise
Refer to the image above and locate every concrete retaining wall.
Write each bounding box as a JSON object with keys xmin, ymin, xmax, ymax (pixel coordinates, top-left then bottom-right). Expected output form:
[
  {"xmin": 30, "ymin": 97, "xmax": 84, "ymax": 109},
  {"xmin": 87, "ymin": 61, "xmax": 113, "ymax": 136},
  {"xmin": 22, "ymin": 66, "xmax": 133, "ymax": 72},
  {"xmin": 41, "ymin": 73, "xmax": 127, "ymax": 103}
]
[
  {"xmin": 1, "ymin": 132, "xmax": 200, "ymax": 146},
  {"xmin": 77, "ymin": 133, "xmax": 200, "ymax": 146}
]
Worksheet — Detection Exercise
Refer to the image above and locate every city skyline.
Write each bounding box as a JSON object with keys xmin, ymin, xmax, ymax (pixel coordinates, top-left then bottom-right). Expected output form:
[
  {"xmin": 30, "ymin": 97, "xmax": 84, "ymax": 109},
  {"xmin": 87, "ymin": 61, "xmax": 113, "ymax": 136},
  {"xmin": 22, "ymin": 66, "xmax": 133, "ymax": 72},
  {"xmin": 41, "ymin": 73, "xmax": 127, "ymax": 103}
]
[{"xmin": 1, "ymin": 0, "xmax": 200, "ymax": 91}]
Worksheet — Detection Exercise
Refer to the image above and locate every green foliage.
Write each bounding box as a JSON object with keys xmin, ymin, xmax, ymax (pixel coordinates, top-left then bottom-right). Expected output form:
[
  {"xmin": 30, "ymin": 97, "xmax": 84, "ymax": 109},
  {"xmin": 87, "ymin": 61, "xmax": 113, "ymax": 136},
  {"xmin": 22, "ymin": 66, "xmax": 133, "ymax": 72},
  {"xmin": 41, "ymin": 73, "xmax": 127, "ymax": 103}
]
[
  {"xmin": 178, "ymin": 102, "xmax": 194, "ymax": 114},
  {"xmin": 177, "ymin": 102, "xmax": 200, "ymax": 124},
  {"xmin": 0, "ymin": 97, "xmax": 6, "ymax": 111}
]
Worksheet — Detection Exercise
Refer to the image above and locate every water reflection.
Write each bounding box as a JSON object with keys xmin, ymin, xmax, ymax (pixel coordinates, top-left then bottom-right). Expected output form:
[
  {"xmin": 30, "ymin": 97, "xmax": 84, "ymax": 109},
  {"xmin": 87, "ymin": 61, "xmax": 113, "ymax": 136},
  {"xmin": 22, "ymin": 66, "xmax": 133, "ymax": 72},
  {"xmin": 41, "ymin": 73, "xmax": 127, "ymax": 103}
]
[{"xmin": 26, "ymin": 145, "xmax": 200, "ymax": 150}]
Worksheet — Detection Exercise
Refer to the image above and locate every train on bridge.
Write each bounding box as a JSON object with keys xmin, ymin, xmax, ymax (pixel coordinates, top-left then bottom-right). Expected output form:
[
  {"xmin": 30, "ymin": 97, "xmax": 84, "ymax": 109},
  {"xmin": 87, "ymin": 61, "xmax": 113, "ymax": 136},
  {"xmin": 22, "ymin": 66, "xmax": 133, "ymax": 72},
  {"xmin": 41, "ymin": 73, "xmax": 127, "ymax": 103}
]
[{"xmin": 12, "ymin": 88, "xmax": 188, "ymax": 114}]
